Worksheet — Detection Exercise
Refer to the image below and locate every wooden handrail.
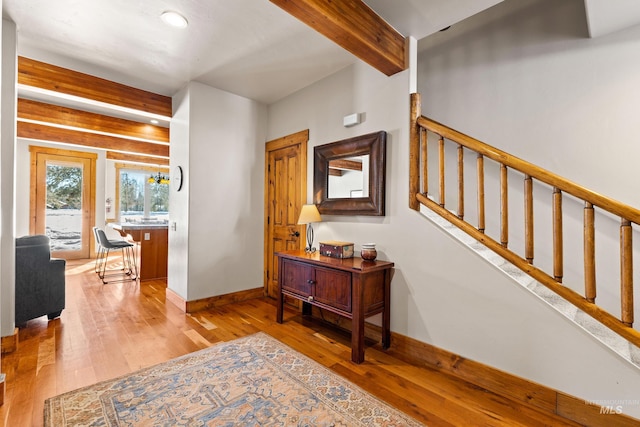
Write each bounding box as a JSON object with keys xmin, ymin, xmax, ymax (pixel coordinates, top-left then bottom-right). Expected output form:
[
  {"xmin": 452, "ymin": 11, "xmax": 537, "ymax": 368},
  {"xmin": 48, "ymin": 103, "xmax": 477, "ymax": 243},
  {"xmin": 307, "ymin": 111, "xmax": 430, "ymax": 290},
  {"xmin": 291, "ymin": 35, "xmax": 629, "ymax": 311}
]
[
  {"xmin": 416, "ymin": 115, "xmax": 640, "ymax": 225},
  {"xmin": 410, "ymin": 92, "xmax": 640, "ymax": 346}
]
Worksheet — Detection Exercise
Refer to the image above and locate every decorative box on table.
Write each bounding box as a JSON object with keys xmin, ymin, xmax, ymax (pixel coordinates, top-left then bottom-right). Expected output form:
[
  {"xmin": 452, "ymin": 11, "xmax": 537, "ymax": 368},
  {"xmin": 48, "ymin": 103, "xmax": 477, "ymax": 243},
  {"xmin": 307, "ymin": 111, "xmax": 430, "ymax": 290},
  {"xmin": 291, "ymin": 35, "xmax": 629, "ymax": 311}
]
[{"xmin": 319, "ymin": 241, "xmax": 354, "ymax": 259}]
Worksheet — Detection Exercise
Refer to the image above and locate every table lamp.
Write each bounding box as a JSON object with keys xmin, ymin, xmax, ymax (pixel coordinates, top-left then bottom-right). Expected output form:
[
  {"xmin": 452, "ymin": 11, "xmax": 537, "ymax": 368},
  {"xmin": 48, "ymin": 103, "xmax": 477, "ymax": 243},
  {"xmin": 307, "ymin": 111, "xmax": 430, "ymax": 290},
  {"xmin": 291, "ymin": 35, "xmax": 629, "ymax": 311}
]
[{"xmin": 297, "ymin": 204, "xmax": 322, "ymax": 252}]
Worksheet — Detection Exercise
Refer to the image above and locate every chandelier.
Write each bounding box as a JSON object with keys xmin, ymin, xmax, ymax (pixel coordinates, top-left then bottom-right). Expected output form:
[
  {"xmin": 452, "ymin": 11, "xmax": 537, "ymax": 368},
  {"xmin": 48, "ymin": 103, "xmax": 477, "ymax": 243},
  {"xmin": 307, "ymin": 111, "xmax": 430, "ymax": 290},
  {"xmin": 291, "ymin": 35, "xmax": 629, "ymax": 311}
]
[{"xmin": 148, "ymin": 172, "xmax": 170, "ymax": 185}]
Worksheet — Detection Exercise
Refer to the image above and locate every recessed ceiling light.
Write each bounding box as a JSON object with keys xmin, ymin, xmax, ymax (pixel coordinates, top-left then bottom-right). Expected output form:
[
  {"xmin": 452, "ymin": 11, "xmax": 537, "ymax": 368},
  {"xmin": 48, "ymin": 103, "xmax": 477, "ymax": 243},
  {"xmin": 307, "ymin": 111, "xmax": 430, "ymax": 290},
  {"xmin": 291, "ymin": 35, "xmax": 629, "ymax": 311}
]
[
  {"xmin": 161, "ymin": 11, "xmax": 188, "ymax": 28},
  {"xmin": 150, "ymin": 119, "xmax": 159, "ymax": 125}
]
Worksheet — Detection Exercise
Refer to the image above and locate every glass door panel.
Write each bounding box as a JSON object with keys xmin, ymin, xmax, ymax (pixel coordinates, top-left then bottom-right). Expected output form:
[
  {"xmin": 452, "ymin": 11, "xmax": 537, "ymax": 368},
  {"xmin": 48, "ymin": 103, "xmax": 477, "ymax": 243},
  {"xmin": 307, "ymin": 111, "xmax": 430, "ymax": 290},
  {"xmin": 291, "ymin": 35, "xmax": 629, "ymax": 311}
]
[
  {"xmin": 45, "ymin": 163, "xmax": 83, "ymax": 253},
  {"xmin": 30, "ymin": 147, "xmax": 96, "ymax": 260}
]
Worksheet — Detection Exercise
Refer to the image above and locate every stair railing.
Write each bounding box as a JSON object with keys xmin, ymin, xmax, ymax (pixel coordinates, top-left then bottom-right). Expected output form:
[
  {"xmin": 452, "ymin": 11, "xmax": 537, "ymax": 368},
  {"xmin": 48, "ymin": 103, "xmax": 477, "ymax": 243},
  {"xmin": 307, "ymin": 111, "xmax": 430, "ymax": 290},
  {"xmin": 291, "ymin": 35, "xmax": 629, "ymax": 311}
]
[{"xmin": 409, "ymin": 93, "xmax": 640, "ymax": 346}]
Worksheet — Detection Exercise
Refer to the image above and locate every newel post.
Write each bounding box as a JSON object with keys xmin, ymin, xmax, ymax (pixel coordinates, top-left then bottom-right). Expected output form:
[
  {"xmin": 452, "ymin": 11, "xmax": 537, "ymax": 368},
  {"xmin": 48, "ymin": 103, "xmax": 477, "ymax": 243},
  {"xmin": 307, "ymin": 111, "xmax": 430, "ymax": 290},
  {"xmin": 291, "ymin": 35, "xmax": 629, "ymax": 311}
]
[{"xmin": 409, "ymin": 93, "xmax": 421, "ymax": 211}]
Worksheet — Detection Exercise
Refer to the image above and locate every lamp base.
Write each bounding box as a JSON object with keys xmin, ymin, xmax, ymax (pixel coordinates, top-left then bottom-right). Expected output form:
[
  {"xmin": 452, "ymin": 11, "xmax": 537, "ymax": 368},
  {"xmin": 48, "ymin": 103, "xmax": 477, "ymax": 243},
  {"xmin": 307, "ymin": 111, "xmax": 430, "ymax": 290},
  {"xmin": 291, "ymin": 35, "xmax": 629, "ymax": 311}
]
[{"xmin": 305, "ymin": 224, "xmax": 316, "ymax": 253}]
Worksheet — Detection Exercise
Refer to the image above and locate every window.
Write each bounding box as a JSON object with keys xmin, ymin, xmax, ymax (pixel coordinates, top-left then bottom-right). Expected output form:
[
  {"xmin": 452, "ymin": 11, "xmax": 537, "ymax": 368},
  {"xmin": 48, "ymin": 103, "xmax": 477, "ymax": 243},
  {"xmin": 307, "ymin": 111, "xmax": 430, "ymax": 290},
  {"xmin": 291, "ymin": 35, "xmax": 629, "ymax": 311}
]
[{"xmin": 115, "ymin": 163, "xmax": 169, "ymax": 223}]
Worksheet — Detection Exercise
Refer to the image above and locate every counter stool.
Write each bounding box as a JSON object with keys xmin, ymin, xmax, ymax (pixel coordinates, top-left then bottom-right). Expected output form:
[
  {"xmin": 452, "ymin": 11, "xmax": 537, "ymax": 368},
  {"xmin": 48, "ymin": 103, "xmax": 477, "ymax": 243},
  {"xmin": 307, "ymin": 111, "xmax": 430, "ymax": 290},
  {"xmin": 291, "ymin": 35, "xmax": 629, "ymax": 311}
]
[
  {"xmin": 95, "ymin": 228, "xmax": 138, "ymax": 284},
  {"xmin": 92, "ymin": 226, "xmax": 110, "ymax": 275},
  {"xmin": 93, "ymin": 226, "xmax": 128, "ymax": 276}
]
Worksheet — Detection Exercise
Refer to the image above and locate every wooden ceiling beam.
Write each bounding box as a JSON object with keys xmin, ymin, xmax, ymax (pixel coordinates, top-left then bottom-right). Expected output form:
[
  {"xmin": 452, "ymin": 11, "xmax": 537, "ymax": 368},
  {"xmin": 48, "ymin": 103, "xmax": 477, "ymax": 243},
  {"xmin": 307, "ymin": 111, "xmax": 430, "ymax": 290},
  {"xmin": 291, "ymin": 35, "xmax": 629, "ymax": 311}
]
[
  {"xmin": 17, "ymin": 121, "xmax": 169, "ymax": 158},
  {"xmin": 18, "ymin": 98, "xmax": 169, "ymax": 143},
  {"xmin": 329, "ymin": 158, "xmax": 362, "ymax": 171},
  {"xmin": 106, "ymin": 151, "xmax": 169, "ymax": 166},
  {"xmin": 270, "ymin": 0, "xmax": 407, "ymax": 76},
  {"xmin": 18, "ymin": 56, "xmax": 172, "ymax": 118}
]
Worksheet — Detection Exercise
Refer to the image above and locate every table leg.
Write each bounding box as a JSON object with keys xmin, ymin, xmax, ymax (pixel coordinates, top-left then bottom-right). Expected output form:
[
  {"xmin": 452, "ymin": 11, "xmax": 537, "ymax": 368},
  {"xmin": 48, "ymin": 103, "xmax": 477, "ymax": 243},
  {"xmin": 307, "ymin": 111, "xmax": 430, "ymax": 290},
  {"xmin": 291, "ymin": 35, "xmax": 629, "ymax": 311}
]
[
  {"xmin": 351, "ymin": 275, "xmax": 365, "ymax": 363},
  {"xmin": 382, "ymin": 269, "xmax": 391, "ymax": 349},
  {"xmin": 277, "ymin": 290, "xmax": 284, "ymax": 324},
  {"xmin": 276, "ymin": 257, "xmax": 284, "ymax": 323}
]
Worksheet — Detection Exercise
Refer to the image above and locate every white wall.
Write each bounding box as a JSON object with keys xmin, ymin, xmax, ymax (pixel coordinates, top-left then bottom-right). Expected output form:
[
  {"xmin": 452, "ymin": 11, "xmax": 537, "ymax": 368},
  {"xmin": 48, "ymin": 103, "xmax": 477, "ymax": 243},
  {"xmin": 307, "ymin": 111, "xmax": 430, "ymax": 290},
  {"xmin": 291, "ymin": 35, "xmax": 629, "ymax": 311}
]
[
  {"xmin": 168, "ymin": 86, "xmax": 190, "ymax": 299},
  {"xmin": 267, "ymin": 25, "xmax": 640, "ymax": 419},
  {"xmin": 168, "ymin": 82, "xmax": 267, "ymax": 301},
  {"xmin": 416, "ymin": 0, "xmax": 640, "ymax": 417},
  {"xmin": 419, "ymin": 0, "xmax": 640, "ymax": 332},
  {"xmin": 419, "ymin": 0, "xmax": 639, "ymax": 208},
  {"xmin": 1, "ymin": 18, "xmax": 15, "ymax": 337}
]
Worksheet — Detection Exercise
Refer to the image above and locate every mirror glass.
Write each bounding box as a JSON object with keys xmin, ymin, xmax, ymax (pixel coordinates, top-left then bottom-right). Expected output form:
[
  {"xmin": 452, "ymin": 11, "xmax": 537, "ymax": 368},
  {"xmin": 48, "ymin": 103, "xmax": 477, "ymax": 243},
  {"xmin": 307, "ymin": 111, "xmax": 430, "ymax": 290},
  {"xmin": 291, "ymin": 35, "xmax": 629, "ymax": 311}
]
[
  {"xmin": 328, "ymin": 155, "xmax": 369, "ymax": 198},
  {"xmin": 314, "ymin": 131, "xmax": 386, "ymax": 216}
]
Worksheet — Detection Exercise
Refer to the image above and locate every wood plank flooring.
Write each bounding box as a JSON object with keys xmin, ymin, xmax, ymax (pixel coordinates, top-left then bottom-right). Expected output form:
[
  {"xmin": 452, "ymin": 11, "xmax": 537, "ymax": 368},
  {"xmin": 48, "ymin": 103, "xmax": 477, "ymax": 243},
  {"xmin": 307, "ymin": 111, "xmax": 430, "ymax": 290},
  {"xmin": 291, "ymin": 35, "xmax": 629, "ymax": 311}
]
[{"xmin": 0, "ymin": 258, "xmax": 584, "ymax": 426}]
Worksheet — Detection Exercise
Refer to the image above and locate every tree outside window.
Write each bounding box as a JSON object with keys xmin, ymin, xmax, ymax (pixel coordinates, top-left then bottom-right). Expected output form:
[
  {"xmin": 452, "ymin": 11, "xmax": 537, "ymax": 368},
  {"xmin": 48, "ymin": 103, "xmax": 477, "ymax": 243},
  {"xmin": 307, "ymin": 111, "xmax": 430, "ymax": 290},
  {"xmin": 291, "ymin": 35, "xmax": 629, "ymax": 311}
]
[{"xmin": 119, "ymin": 169, "xmax": 169, "ymax": 222}]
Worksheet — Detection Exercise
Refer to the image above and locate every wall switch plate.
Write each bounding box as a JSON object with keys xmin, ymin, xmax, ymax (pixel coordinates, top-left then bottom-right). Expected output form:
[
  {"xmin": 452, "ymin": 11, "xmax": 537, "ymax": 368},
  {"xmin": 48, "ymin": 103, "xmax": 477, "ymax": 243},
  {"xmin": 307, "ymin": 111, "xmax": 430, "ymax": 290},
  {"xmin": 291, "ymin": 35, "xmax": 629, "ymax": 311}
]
[
  {"xmin": 171, "ymin": 221, "xmax": 177, "ymax": 231},
  {"xmin": 144, "ymin": 233, "xmax": 150, "ymax": 240}
]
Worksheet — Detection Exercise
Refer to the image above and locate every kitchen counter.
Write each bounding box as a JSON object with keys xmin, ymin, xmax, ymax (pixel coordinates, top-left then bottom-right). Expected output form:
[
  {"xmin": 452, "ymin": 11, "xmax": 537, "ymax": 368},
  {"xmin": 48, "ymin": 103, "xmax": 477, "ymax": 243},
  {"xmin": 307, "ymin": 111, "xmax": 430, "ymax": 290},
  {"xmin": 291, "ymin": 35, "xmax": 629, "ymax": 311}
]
[
  {"xmin": 111, "ymin": 222, "xmax": 168, "ymax": 231},
  {"xmin": 109, "ymin": 222, "xmax": 168, "ymax": 281}
]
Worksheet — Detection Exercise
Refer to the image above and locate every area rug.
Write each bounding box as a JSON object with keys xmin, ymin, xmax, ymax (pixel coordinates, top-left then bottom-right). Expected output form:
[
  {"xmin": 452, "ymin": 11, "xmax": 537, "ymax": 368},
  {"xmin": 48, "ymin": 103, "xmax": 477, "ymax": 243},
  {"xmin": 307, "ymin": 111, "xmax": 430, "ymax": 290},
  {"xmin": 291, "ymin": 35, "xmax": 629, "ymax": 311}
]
[{"xmin": 44, "ymin": 332, "xmax": 423, "ymax": 426}]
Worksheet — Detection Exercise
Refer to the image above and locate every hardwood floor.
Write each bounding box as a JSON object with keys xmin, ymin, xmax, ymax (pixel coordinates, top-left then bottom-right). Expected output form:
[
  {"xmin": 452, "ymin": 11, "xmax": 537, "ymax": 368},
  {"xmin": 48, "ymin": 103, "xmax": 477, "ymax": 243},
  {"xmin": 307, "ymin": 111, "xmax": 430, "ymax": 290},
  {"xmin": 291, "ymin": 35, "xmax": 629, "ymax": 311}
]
[{"xmin": 0, "ymin": 258, "xmax": 585, "ymax": 426}]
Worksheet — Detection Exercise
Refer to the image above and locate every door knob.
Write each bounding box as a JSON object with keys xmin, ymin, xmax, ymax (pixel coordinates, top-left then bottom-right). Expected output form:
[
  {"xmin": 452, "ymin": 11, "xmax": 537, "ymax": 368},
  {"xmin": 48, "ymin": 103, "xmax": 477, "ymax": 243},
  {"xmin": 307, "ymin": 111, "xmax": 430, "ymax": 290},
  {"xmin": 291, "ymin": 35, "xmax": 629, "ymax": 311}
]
[{"xmin": 290, "ymin": 231, "xmax": 300, "ymax": 237}]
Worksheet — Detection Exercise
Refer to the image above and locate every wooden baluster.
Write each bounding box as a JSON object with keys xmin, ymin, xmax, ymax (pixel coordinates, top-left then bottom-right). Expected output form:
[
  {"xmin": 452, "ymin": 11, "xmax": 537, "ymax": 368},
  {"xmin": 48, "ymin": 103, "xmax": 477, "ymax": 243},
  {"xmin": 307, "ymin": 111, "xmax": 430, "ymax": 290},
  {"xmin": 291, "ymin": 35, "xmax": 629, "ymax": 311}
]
[
  {"xmin": 409, "ymin": 93, "xmax": 421, "ymax": 211},
  {"xmin": 477, "ymin": 154, "xmax": 485, "ymax": 233},
  {"xmin": 420, "ymin": 127, "xmax": 428, "ymax": 195},
  {"xmin": 439, "ymin": 135, "xmax": 445, "ymax": 207},
  {"xmin": 553, "ymin": 188, "xmax": 563, "ymax": 282},
  {"xmin": 620, "ymin": 219, "xmax": 634, "ymax": 327},
  {"xmin": 500, "ymin": 164, "xmax": 508, "ymax": 248},
  {"xmin": 457, "ymin": 144, "xmax": 464, "ymax": 219},
  {"xmin": 524, "ymin": 175, "xmax": 534, "ymax": 264},
  {"xmin": 584, "ymin": 202, "xmax": 596, "ymax": 303}
]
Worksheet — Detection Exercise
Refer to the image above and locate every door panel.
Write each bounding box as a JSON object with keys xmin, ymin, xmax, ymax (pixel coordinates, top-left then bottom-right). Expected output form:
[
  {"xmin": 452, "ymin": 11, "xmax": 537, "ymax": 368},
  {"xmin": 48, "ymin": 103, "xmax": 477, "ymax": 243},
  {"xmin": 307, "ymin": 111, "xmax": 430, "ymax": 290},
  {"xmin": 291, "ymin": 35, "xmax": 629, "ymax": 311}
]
[
  {"xmin": 264, "ymin": 130, "xmax": 308, "ymax": 298},
  {"xmin": 314, "ymin": 267, "xmax": 351, "ymax": 312},
  {"xmin": 281, "ymin": 259, "xmax": 314, "ymax": 298},
  {"xmin": 30, "ymin": 146, "xmax": 96, "ymax": 260}
]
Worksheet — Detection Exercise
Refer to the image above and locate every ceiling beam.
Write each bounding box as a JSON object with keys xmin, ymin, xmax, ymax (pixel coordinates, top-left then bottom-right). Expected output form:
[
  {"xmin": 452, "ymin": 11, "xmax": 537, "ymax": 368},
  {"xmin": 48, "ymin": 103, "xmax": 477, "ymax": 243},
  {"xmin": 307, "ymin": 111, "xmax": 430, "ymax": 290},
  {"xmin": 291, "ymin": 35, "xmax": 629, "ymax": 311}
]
[
  {"xmin": 17, "ymin": 121, "xmax": 169, "ymax": 158},
  {"xmin": 329, "ymin": 158, "xmax": 363, "ymax": 171},
  {"xmin": 18, "ymin": 98, "xmax": 169, "ymax": 143},
  {"xmin": 106, "ymin": 151, "xmax": 169, "ymax": 166},
  {"xmin": 269, "ymin": 0, "xmax": 406, "ymax": 76},
  {"xmin": 18, "ymin": 56, "xmax": 172, "ymax": 118}
]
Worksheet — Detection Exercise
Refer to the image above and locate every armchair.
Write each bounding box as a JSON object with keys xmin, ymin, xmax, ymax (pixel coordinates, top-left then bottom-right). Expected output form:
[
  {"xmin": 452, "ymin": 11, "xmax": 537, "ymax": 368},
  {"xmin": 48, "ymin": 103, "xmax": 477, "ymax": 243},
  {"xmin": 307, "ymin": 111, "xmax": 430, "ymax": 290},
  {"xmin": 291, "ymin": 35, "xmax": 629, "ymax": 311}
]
[{"xmin": 15, "ymin": 235, "xmax": 66, "ymax": 325}]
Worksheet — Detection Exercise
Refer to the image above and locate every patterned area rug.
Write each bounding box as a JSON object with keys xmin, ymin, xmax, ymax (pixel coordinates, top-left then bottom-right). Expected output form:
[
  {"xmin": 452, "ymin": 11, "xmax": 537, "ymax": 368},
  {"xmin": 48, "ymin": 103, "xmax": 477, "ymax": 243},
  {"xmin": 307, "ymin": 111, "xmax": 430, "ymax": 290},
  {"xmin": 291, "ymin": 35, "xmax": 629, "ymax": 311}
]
[{"xmin": 44, "ymin": 332, "xmax": 423, "ymax": 426}]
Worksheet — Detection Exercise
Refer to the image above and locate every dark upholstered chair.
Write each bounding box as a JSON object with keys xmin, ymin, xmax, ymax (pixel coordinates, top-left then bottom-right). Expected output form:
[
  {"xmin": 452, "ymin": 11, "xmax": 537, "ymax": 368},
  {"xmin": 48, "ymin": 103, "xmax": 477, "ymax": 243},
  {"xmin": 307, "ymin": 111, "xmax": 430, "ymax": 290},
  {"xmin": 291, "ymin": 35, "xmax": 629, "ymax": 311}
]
[{"xmin": 15, "ymin": 235, "xmax": 66, "ymax": 325}]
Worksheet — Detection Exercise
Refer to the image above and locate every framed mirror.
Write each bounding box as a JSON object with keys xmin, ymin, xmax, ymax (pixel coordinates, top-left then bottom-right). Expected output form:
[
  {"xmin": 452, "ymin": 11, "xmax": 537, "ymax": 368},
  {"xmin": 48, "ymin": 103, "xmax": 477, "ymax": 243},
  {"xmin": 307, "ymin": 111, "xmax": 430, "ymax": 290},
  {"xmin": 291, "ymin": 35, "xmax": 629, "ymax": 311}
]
[{"xmin": 314, "ymin": 131, "xmax": 386, "ymax": 216}]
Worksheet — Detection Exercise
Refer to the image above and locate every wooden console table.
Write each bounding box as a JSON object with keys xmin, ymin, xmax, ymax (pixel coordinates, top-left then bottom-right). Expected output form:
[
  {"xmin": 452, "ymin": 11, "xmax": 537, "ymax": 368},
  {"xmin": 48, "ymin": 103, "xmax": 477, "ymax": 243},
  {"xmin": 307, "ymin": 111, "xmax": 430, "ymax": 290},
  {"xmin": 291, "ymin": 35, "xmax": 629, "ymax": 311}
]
[{"xmin": 276, "ymin": 250, "xmax": 394, "ymax": 363}]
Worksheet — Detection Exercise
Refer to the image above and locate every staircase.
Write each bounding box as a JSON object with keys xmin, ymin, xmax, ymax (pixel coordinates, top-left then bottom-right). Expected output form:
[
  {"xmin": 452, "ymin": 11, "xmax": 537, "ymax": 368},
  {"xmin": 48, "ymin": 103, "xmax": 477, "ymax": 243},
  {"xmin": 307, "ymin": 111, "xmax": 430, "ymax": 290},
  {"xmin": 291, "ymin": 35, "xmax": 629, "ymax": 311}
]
[{"xmin": 409, "ymin": 93, "xmax": 640, "ymax": 363}]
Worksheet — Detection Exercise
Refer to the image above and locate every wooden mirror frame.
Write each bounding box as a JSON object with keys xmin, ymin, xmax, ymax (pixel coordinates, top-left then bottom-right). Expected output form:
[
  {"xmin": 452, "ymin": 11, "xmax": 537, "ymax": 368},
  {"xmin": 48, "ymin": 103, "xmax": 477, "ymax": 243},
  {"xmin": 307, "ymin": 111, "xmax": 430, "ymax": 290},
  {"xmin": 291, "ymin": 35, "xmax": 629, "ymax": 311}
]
[{"xmin": 314, "ymin": 130, "xmax": 386, "ymax": 216}]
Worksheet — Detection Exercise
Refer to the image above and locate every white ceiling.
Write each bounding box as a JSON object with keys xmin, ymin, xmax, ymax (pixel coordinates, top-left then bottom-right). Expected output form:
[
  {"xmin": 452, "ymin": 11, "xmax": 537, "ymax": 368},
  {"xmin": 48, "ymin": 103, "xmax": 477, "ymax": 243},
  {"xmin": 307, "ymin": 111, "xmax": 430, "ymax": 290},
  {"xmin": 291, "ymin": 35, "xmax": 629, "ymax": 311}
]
[
  {"xmin": 584, "ymin": 0, "xmax": 640, "ymax": 37},
  {"xmin": 2, "ymin": 0, "xmax": 506, "ymax": 106},
  {"xmin": 3, "ymin": 0, "xmax": 640, "ymax": 109}
]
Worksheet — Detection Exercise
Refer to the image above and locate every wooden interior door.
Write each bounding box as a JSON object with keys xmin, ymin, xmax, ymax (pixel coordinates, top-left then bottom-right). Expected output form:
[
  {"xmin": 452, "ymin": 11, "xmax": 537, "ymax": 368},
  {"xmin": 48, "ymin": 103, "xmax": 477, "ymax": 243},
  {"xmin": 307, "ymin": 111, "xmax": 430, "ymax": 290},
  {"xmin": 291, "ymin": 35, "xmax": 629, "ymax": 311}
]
[
  {"xmin": 264, "ymin": 130, "xmax": 308, "ymax": 298},
  {"xmin": 30, "ymin": 146, "xmax": 96, "ymax": 259}
]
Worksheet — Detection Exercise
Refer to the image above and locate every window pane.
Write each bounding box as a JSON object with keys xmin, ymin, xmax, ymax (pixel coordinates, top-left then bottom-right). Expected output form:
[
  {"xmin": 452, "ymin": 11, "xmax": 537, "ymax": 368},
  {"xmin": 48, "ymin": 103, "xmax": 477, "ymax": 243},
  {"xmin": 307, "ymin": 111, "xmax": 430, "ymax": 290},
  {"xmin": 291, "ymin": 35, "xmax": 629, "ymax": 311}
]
[
  {"xmin": 119, "ymin": 170, "xmax": 169, "ymax": 222},
  {"xmin": 45, "ymin": 164, "xmax": 83, "ymax": 251}
]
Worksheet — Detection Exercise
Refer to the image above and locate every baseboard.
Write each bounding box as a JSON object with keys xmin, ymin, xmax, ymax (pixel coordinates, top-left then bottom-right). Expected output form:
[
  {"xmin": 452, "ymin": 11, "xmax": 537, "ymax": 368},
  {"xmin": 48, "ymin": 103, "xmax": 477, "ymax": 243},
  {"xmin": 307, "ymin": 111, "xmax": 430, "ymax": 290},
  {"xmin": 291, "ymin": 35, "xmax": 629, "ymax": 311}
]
[
  {"xmin": 165, "ymin": 288, "xmax": 187, "ymax": 312},
  {"xmin": 166, "ymin": 287, "xmax": 265, "ymax": 313},
  {"xmin": 0, "ymin": 373, "xmax": 5, "ymax": 406},
  {"xmin": 304, "ymin": 308, "xmax": 638, "ymax": 426},
  {"xmin": 1, "ymin": 328, "xmax": 19, "ymax": 354},
  {"xmin": 388, "ymin": 328, "xmax": 639, "ymax": 426},
  {"xmin": 186, "ymin": 288, "xmax": 265, "ymax": 313}
]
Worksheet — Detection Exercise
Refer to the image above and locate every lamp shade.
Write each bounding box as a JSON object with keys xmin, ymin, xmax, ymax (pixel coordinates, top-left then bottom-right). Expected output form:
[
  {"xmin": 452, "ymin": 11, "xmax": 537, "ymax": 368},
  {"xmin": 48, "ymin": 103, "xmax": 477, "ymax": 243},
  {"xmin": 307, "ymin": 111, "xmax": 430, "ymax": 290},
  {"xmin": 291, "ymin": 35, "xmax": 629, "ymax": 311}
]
[{"xmin": 297, "ymin": 204, "xmax": 321, "ymax": 225}]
